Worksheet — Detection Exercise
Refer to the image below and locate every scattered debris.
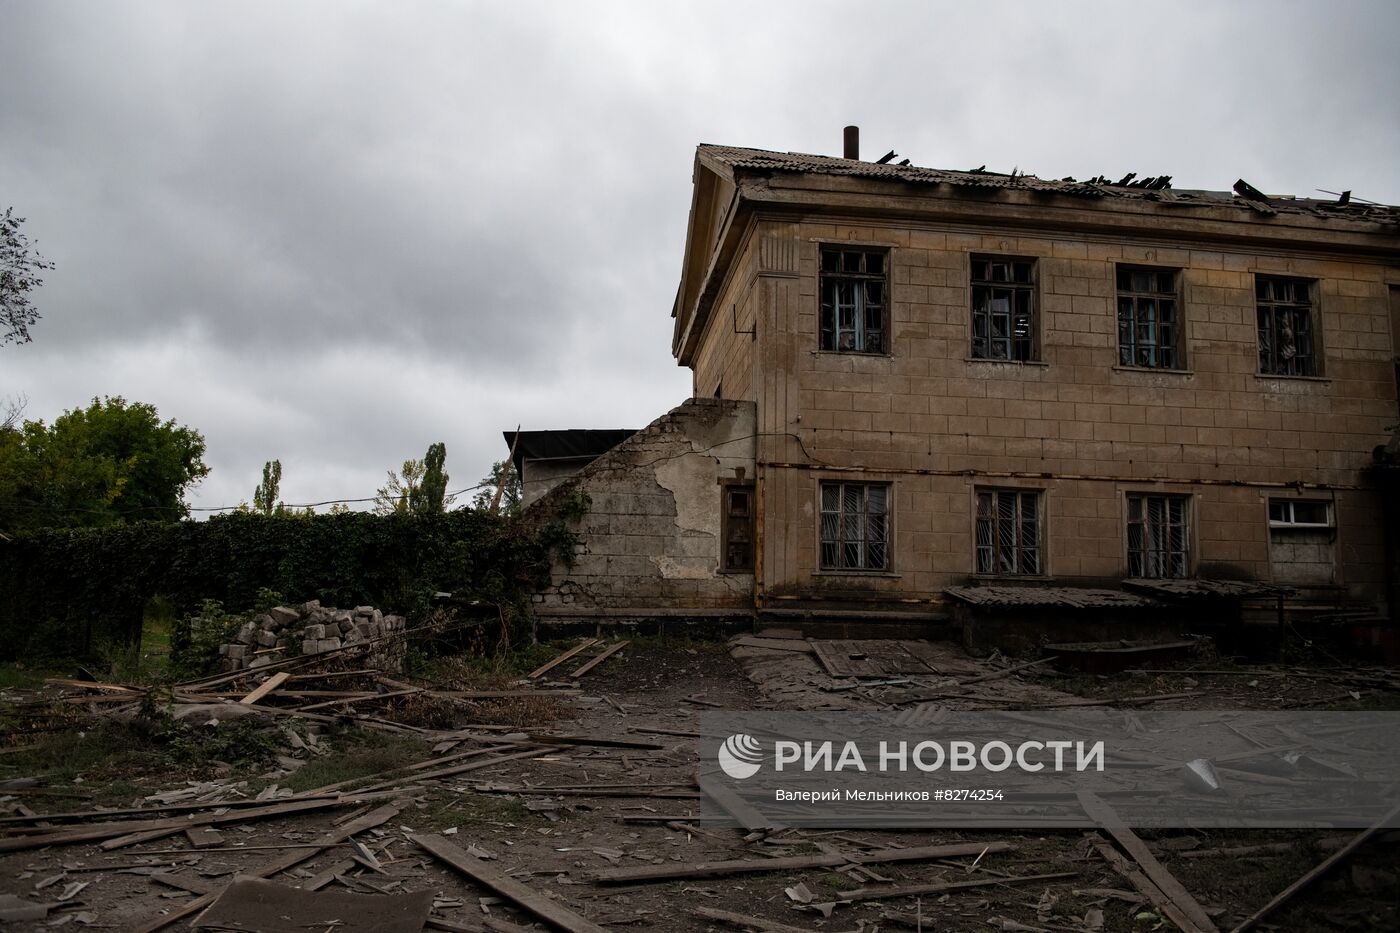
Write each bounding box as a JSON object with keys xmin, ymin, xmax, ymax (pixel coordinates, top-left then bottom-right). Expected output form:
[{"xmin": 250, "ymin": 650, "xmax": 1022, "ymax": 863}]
[{"xmin": 191, "ymin": 877, "xmax": 432, "ymax": 933}]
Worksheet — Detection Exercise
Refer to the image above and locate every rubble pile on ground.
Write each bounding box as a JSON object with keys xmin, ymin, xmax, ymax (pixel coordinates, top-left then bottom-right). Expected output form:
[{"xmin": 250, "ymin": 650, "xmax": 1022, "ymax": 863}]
[{"xmin": 218, "ymin": 601, "xmax": 407, "ymax": 672}]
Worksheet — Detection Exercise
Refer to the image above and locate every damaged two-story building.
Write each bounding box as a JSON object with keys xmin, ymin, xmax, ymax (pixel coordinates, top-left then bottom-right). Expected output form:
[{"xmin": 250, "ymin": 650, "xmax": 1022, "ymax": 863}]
[{"xmin": 523, "ymin": 131, "xmax": 1400, "ymax": 652}]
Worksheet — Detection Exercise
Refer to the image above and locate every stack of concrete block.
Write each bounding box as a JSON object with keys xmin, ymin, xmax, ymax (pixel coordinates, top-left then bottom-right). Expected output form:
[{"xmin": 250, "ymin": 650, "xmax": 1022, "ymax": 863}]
[{"xmin": 218, "ymin": 600, "xmax": 407, "ymax": 672}]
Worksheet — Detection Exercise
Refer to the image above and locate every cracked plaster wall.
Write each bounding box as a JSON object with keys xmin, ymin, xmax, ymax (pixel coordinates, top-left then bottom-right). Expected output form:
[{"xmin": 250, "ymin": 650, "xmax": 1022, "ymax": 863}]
[{"xmin": 533, "ymin": 398, "xmax": 756, "ymax": 613}]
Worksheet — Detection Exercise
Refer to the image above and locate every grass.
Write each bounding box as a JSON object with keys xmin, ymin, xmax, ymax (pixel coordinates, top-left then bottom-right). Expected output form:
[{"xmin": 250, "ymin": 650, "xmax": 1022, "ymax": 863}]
[
  {"xmin": 0, "ymin": 711, "xmax": 282, "ymax": 806},
  {"xmin": 280, "ymin": 726, "xmax": 431, "ymax": 793}
]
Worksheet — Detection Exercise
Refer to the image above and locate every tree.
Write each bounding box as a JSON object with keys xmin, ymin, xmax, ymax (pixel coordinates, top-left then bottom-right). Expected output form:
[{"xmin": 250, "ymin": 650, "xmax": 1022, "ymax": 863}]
[
  {"xmin": 1, "ymin": 208, "xmax": 55, "ymax": 345},
  {"xmin": 374, "ymin": 442, "xmax": 457, "ymax": 515},
  {"xmin": 252, "ymin": 459, "xmax": 283, "ymax": 515},
  {"xmin": 415, "ymin": 442, "xmax": 450, "ymax": 514},
  {"xmin": 0, "ymin": 396, "xmax": 209, "ymax": 532},
  {"xmin": 373, "ymin": 458, "xmax": 424, "ymax": 515},
  {"xmin": 472, "ymin": 459, "xmax": 521, "ymax": 515}
]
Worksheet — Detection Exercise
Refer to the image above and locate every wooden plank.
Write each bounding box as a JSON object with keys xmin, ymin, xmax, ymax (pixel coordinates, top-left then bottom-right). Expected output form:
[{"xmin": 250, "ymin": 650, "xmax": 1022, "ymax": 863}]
[
  {"xmin": 1080, "ymin": 793, "xmax": 1217, "ymax": 933},
  {"xmin": 1229, "ymin": 801, "xmax": 1400, "ymax": 933},
  {"xmin": 149, "ymin": 872, "xmax": 214, "ymax": 896},
  {"xmin": 238, "ymin": 671, "xmax": 290, "ymax": 706},
  {"xmin": 570, "ymin": 640, "xmax": 629, "ymax": 679},
  {"xmin": 304, "ymin": 858, "xmax": 358, "ymax": 892},
  {"xmin": 0, "ymin": 795, "xmax": 352, "ymax": 853},
  {"xmin": 698, "ymin": 773, "xmax": 777, "ymax": 830},
  {"xmin": 838, "ymin": 870, "xmax": 1078, "ymax": 902},
  {"xmin": 414, "ymin": 833, "xmax": 608, "ymax": 933},
  {"xmin": 355, "ymin": 747, "xmax": 550, "ymax": 793},
  {"xmin": 692, "ymin": 905, "xmax": 812, "ymax": 933},
  {"xmin": 526, "ymin": 639, "xmax": 598, "ymax": 679},
  {"xmin": 1086, "ymin": 832, "xmax": 1203, "ymax": 933},
  {"xmin": 131, "ymin": 801, "xmax": 403, "ymax": 933},
  {"xmin": 591, "ymin": 841, "xmax": 1014, "ymax": 884},
  {"xmin": 295, "ymin": 687, "xmax": 420, "ymax": 713}
]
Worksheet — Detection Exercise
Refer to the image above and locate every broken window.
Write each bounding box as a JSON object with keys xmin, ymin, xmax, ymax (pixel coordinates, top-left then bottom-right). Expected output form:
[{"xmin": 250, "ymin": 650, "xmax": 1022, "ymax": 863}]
[
  {"xmin": 1126, "ymin": 493, "xmax": 1190, "ymax": 579},
  {"xmin": 971, "ymin": 256, "xmax": 1037, "ymax": 361},
  {"xmin": 1116, "ymin": 266, "xmax": 1182, "ymax": 369},
  {"xmin": 1268, "ymin": 499, "xmax": 1335, "ymax": 584},
  {"xmin": 721, "ymin": 484, "xmax": 754, "ymax": 572},
  {"xmin": 1256, "ymin": 275, "xmax": 1318, "ymax": 376},
  {"xmin": 819, "ymin": 246, "xmax": 886, "ymax": 353},
  {"xmin": 975, "ymin": 489, "xmax": 1041, "ymax": 575},
  {"xmin": 819, "ymin": 481, "xmax": 889, "ymax": 571}
]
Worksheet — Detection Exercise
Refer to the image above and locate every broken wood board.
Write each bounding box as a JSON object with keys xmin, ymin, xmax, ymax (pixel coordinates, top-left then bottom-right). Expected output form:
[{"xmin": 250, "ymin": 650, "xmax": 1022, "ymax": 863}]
[
  {"xmin": 0, "ymin": 795, "xmax": 357, "ymax": 853},
  {"xmin": 355, "ymin": 746, "xmax": 550, "ymax": 793},
  {"xmin": 190, "ymin": 877, "xmax": 432, "ymax": 933},
  {"xmin": 838, "ymin": 870, "xmax": 1078, "ymax": 902},
  {"xmin": 592, "ymin": 840, "xmax": 1014, "ymax": 883},
  {"xmin": 1085, "ymin": 832, "xmax": 1208, "ymax": 933},
  {"xmin": 699, "ymin": 772, "xmax": 778, "ymax": 830},
  {"xmin": 1079, "ymin": 792, "xmax": 1217, "ymax": 933},
  {"xmin": 414, "ymin": 833, "xmax": 608, "ymax": 933},
  {"xmin": 526, "ymin": 638, "xmax": 599, "ymax": 679},
  {"xmin": 1228, "ymin": 800, "xmax": 1400, "ymax": 933},
  {"xmin": 570, "ymin": 639, "xmax": 629, "ymax": 678},
  {"xmin": 692, "ymin": 905, "xmax": 813, "ymax": 933},
  {"xmin": 131, "ymin": 801, "xmax": 404, "ymax": 933},
  {"xmin": 238, "ymin": 671, "xmax": 290, "ymax": 705}
]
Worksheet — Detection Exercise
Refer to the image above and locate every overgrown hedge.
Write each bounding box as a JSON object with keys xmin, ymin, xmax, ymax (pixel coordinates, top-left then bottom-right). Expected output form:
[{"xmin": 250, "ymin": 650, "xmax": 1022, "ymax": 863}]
[{"xmin": 0, "ymin": 508, "xmax": 578, "ymax": 661}]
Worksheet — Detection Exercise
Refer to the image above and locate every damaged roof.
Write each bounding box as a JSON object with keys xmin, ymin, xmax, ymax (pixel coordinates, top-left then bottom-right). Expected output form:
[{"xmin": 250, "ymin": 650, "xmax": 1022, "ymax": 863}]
[
  {"xmin": 505, "ymin": 429, "xmax": 638, "ymax": 478},
  {"xmin": 697, "ymin": 144, "xmax": 1400, "ymax": 225},
  {"xmin": 944, "ymin": 585, "xmax": 1161, "ymax": 609}
]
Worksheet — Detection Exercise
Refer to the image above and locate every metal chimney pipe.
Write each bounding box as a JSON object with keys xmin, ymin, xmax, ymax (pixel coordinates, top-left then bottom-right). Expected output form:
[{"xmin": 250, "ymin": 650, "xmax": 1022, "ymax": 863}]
[{"xmin": 843, "ymin": 125, "xmax": 859, "ymax": 160}]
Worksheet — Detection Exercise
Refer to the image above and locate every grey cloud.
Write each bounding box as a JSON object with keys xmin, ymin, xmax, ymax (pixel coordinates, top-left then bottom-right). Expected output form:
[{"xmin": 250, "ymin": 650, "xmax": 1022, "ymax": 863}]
[{"xmin": 2, "ymin": 0, "xmax": 1397, "ymax": 513}]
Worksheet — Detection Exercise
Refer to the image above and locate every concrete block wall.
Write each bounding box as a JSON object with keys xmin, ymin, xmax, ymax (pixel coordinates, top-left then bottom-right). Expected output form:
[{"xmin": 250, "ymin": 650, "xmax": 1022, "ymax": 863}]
[{"xmin": 531, "ymin": 398, "xmax": 756, "ymax": 614}]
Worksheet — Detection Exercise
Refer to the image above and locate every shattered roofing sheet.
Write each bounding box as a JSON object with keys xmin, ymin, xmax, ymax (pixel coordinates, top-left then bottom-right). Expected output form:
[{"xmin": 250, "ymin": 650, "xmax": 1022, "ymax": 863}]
[
  {"xmin": 699, "ymin": 144, "xmax": 1400, "ymax": 225},
  {"xmin": 944, "ymin": 585, "xmax": 1161, "ymax": 609},
  {"xmin": 1122, "ymin": 578, "xmax": 1292, "ymax": 600}
]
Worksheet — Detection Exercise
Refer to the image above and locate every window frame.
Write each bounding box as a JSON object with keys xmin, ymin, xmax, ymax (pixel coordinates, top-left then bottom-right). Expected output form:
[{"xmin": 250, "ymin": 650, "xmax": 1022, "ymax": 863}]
[
  {"xmin": 818, "ymin": 480, "xmax": 892, "ymax": 573},
  {"xmin": 1115, "ymin": 264, "xmax": 1184, "ymax": 370},
  {"xmin": 818, "ymin": 245, "xmax": 889, "ymax": 355},
  {"xmin": 719, "ymin": 481, "xmax": 755, "ymax": 573},
  {"xmin": 974, "ymin": 487, "xmax": 1044, "ymax": 576},
  {"xmin": 970, "ymin": 254, "xmax": 1039, "ymax": 362},
  {"xmin": 1125, "ymin": 492, "xmax": 1191, "ymax": 579},
  {"xmin": 1268, "ymin": 498, "xmax": 1333, "ymax": 530},
  {"xmin": 1256, "ymin": 274, "xmax": 1321, "ymax": 377}
]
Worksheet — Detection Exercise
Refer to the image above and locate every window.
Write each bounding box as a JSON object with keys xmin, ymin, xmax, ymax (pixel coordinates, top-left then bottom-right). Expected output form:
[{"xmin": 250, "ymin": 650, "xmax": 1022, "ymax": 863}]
[
  {"xmin": 1116, "ymin": 266, "xmax": 1182, "ymax": 369},
  {"xmin": 1126, "ymin": 493, "xmax": 1190, "ymax": 578},
  {"xmin": 1256, "ymin": 275, "xmax": 1318, "ymax": 376},
  {"xmin": 721, "ymin": 485, "xmax": 754, "ymax": 572},
  {"xmin": 820, "ymin": 482, "xmax": 889, "ymax": 571},
  {"xmin": 1268, "ymin": 499, "xmax": 1335, "ymax": 585},
  {"xmin": 1269, "ymin": 499, "xmax": 1331, "ymax": 528},
  {"xmin": 975, "ymin": 489, "xmax": 1041, "ymax": 575},
  {"xmin": 819, "ymin": 246, "xmax": 886, "ymax": 353},
  {"xmin": 971, "ymin": 256, "xmax": 1037, "ymax": 361}
]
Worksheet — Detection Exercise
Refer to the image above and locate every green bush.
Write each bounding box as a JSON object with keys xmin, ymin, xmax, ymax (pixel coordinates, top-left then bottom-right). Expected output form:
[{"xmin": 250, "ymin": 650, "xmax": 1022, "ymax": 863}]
[{"xmin": 0, "ymin": 507, "xmax": 580, "ymax": 661}]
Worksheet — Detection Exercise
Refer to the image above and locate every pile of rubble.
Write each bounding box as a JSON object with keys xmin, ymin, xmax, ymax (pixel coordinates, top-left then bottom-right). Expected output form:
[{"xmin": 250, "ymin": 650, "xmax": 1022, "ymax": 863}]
[{"xmin": 218, "ymin": 601, "xmax": 407, "ymax": 672}]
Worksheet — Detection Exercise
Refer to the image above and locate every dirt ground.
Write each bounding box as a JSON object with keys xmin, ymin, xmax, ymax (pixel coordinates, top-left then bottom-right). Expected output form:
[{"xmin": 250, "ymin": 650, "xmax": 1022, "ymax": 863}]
[{"xmin": 2, "ymin": 636, "xmax": 1398, "ymax": 932}]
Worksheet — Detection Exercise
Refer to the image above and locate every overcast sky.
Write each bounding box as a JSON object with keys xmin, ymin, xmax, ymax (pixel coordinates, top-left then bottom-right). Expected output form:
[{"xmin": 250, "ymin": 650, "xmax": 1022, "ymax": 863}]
[{"xmin": 3, "ymin": 0, "xmax": 1398, "ymax": 513}]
